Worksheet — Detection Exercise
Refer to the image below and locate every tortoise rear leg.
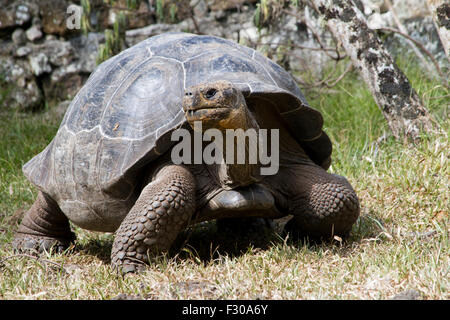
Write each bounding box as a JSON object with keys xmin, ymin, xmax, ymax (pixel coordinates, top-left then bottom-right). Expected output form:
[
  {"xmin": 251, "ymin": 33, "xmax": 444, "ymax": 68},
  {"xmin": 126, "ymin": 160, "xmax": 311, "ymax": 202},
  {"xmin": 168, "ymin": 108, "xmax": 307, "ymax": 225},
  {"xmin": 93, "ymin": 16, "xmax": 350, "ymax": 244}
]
[
  {"xmin": 272, "ymin": 163, "xmax": 360, "ymax": 239},
  {"xmin": 12, "ymin": 192, "xmax": 76, "ymax": 254},
  {"xmin": 111, "ymin": 164, "xmax": 196, "ymax": 273}
]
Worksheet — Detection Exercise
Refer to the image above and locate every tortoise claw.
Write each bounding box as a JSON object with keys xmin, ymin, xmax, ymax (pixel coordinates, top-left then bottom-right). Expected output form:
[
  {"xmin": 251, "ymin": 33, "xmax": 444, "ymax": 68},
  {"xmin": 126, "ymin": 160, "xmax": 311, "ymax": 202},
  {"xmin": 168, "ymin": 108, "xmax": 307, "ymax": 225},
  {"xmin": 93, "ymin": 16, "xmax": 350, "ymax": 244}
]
[
  {"xmin": 12, "ymin": 232, "xmax": 74, "ymax": 255},
  {"xmin": 113, "ymin": 259, "xmax": 147, "ymax": 274}
]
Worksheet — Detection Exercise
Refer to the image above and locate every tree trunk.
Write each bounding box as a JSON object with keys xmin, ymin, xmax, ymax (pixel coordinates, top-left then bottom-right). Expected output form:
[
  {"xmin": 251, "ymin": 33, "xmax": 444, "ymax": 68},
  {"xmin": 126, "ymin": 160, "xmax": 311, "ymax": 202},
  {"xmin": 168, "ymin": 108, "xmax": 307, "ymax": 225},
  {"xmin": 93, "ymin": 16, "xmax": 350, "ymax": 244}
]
[
  {"xmin": 308, "ymin": 0, "xmax": 436, "ymax": 141},
  {"xmin": 427, "ymin": 0, "xmax": 450, "ymax": 60}
]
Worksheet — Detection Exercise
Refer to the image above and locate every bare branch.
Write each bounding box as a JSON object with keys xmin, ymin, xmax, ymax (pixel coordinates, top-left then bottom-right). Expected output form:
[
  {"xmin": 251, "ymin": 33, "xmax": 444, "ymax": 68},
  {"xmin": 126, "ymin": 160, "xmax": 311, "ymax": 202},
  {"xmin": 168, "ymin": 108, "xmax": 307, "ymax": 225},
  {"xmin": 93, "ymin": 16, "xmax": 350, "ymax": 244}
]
[
  {"xmin": 282, "ymin": 8, "xmax": 346, "ymax": 61},
  {"xmin": 376, "ymin": 27, "xmax": 449, "ymax": 88},
  {"xmin": 256, "ymin": 41, "xmax": 343, "ymax": 52},
  {"xmin": 384, "ymin": 0, "xmax": 436, "ymax": 75},
  {"xmin": 323, "ymin": 62, "xmax": 354, "ymax": 88},
  {"xmin": 293, "ymin": 61, "xmax": 353, "ymax": 89},
  {"xmin": 188, "ymin": 6, "xmax": 202, "ymax": 34}
]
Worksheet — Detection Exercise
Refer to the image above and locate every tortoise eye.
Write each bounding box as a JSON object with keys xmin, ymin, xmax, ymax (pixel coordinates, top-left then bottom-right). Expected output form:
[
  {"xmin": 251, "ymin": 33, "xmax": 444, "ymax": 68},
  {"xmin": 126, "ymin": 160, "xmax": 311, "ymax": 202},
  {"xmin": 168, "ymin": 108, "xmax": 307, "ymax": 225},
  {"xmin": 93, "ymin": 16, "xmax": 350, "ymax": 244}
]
[{"xmin": 204, "ymin": 88, "xmax": 218, "ymax": 99}]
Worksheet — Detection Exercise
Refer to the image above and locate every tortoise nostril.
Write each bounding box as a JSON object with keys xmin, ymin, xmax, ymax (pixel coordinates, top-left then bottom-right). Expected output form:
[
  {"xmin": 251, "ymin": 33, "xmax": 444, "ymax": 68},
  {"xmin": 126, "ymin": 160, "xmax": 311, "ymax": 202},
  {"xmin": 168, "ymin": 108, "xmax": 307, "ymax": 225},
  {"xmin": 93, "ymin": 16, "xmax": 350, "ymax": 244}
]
[
  {"xmin": 185, "ymin": 92, "xmax": 193, "ymax": 96},
  {"xmin": 204, "ymin": 88, "xmax": 218, "ymax": 99}
]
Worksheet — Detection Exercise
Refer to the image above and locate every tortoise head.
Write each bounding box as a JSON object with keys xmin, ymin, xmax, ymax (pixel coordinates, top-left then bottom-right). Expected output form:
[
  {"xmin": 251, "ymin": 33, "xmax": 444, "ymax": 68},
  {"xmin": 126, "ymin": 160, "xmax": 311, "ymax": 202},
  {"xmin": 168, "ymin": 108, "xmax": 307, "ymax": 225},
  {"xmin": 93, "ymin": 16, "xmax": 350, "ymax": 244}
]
[{"xmin": 182, "ymin": 80, "xmax": 249, "ymax": 131}]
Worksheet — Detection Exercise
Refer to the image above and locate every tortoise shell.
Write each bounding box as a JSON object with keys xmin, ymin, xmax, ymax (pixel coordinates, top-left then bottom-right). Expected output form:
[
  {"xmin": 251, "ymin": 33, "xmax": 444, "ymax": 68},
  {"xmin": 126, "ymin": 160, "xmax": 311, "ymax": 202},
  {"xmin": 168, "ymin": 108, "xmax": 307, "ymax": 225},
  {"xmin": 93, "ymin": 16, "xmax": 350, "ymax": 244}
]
[{"xmin": 23, "ymin": 32, "xmax": 331, "ymax": 231}]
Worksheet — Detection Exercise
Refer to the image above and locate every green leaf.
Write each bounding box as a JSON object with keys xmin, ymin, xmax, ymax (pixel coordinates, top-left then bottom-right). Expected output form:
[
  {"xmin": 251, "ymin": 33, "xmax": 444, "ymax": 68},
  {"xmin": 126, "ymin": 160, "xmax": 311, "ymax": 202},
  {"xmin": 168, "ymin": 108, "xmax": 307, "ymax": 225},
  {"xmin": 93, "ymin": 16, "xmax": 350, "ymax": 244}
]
[{"xmin": 156, "ymin": 0, "xmax": 165, "ymax": 21}]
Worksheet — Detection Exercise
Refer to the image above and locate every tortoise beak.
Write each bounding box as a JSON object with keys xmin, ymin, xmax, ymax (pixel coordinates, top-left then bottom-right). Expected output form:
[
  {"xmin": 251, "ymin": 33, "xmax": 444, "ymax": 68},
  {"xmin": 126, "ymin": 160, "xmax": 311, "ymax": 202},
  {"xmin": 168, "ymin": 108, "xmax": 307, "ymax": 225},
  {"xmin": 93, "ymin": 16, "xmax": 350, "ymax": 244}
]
[
  {"xmin": 182, "ymin": 81, "xmax": 236, "ymax": 122},
  {"xmin": 182, "ymin": 90, "xmax": 221, "ymax": 112},
  {"xmin": 182, "ymin": 91, "xmax": 200, "ymax": 112}
]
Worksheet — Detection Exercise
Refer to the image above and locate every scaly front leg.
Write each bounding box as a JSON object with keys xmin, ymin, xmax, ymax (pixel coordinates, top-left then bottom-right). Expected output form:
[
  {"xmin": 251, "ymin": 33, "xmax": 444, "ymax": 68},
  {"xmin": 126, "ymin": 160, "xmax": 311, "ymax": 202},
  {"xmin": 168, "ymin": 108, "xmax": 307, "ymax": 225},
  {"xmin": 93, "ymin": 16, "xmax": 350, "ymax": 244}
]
[{"xmin": 111, "ymin": 164, "xmax": 196, "ymax": 273}]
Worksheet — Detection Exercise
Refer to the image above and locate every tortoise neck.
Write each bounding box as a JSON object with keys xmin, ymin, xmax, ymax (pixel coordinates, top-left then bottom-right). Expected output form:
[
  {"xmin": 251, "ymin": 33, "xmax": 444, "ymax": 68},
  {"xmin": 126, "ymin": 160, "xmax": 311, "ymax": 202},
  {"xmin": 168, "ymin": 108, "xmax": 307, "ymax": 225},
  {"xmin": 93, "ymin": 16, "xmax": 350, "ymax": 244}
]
[{"xmin": 213, "ymin": 108, "xmax": 262, "ymax": 189}]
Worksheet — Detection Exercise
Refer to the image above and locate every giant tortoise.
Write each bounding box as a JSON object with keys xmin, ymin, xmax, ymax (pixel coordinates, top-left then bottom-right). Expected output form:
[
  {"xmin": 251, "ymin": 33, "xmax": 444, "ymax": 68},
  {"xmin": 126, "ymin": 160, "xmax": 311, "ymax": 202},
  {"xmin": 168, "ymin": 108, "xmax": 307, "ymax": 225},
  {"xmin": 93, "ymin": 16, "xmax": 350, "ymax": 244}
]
[{"xmin": 13, "ymin": 33, "xmax": 360, "ymax": 272}]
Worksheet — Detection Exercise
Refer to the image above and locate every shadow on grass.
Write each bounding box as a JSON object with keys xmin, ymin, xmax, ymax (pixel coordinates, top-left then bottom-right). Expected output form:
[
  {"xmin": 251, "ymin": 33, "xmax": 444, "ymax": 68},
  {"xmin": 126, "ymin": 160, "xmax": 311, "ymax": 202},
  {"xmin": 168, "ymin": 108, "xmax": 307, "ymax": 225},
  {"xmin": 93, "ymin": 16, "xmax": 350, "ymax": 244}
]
[
  {"xmin": 73, "ymin": 237, "xmax": 113, "ymax": 264},
  {"xmin": 171, "ymin": 214, "xmax": 382, "ymax": 263},
  {"xmin": 170, "ymin": 218, "xmax": 282, "ymax": 263},
  {"xmin": 71, "ymin": 214, "xmax": 381, "ymax": 266},
  {"xmin": 73, "ymin": 218, "xmax": 283, "ymax": 265}
]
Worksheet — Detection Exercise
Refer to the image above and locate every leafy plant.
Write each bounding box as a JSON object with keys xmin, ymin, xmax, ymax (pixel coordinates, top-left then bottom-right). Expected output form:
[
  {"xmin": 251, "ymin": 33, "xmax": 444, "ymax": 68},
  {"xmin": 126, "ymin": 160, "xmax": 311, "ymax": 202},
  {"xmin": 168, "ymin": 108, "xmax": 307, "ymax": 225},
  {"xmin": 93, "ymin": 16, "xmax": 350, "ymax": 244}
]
[
  {"xmin": 254, "ymin": 0, "xmax": 301, "ymax": 30},
  {"xmin": 96, "ymin": 10, "xmax": 128, "ymax": 64},
  {"xmin": 80, "ymin": 0, "xmax": 93, "ymax": 34}
]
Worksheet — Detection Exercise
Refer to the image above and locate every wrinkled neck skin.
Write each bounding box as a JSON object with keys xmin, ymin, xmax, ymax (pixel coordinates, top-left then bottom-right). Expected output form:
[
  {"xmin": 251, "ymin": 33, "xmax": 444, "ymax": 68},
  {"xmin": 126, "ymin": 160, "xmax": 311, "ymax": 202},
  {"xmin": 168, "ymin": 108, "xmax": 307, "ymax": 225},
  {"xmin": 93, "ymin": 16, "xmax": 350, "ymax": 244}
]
[{"xmin": 204, "ymin": 102, "xmax": 262, "ymax": 190}]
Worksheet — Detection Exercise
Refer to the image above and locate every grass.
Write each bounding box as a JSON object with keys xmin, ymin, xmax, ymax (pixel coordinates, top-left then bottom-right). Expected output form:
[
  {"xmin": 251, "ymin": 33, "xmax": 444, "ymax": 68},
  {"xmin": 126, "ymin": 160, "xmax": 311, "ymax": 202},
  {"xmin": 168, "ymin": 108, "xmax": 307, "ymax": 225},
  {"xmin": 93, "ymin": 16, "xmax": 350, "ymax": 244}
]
[{"xmin": 0, "ymin": 57, "xmax": 448, "ymax": 300}]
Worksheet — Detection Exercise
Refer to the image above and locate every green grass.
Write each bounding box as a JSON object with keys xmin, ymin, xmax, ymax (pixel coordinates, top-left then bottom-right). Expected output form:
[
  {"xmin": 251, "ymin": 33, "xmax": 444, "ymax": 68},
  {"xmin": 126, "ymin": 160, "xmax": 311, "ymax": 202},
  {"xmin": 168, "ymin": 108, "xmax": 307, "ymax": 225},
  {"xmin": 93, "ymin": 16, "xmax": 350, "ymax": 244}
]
[{"xmin": 0, "ymin": 59, "xmax": 448, "ymax": 299}]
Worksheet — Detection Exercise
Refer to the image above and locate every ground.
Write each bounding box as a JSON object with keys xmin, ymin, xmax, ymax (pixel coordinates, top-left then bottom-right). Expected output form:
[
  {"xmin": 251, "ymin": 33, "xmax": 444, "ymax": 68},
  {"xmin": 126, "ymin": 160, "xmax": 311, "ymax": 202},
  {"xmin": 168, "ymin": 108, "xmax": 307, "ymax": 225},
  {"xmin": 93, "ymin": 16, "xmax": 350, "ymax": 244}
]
[{"xmin": 0, "ymin": 57, "xmax": 448, "ymax": 299}]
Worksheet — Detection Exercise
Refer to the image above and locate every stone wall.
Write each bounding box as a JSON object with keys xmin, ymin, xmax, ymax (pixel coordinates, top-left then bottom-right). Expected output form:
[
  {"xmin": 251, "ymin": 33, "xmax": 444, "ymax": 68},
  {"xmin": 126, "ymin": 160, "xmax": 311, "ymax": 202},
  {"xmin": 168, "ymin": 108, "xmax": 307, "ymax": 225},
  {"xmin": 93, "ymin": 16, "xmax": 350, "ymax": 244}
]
[
  {"xmin": 0, "ymin": 0, "xmax": 105, "ymax": 109},
  {"xmin": 0, "ymin": 0, "xmax": 445, "ymax": 111}
]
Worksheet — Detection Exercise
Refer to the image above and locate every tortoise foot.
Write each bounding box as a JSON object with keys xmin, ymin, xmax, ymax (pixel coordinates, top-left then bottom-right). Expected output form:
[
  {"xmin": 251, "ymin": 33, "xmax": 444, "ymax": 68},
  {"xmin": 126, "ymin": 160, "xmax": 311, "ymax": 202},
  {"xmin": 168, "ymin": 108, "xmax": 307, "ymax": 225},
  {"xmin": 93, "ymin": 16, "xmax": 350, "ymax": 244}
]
[
  {"xmin": 12, "ymin": 192, "xmax": 76, "ymax": 255},
  {"xmin": 116, "ymin": 260, "xmax": 148, "ymax": 274},
  {"xmin": 12, "ymin": 233, "xmax": 74, "ymax": 255}
]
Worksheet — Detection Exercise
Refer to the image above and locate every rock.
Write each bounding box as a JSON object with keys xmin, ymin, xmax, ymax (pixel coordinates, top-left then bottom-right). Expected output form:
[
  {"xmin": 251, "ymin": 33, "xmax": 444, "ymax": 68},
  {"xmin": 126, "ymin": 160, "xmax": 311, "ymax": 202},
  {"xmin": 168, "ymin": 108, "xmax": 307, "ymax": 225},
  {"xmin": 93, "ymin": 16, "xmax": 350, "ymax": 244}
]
[
  {"xmin": 224, "ymin": 9, "xmax": 257, "ymax": 40},
  {"xmin": 0, "ymin": 38, "xmax": 15, "ymax": 55},
  {"xmin": 12, "ymin": 28, "xmax": 27, "ymax": 45},
  {"xmin": 0, "ymin": 1, "xmax": 31, "ymax": 31},
  {"xmin": 15, "ymin": 3, "xmax": 32, "ymax": 25},
  {"xmin": 192, "ymin": 0, "xmax": 208, "ymax": 18},
  {"xmin": 391, "ymin": 289, "xmax": 421, "ymax": 300},
  {"xmin": 240, "ymin": 21, "xmax": 259, "ymax": 43},
  {"xmin": 383, "ymin": 16, "xmax": 447, "ymax": 66},
  {"xmin": 15, "ymin": 46, "xmax": 32, "ymax": 57},
  {"xmin": 212, "ymin": 9, "xmax": 227, "ymax": 21},
  {"xmin": 361, "ymin": 0, "xmax": 431, "ymax": 30},
  {"xmin": 0, "ymin": 56, "xmax": 43, "ymax": 110},
  {"xmin": 40, "ymin": 33, "xmax": 103, "ymax": 101},
  {"xmin": 208, "ymin": 0, "xmax": 258, "ymax": 11},
  {"xmin": 25, "ymin": 25, "xmax": 43, "ymax": 41},
  {"xmin": 170, "ymin": 280, "xmax": 217, "ymax": 298},
  {"xmin": 359, "ymin": 0, "xmax": 386, "ymax": 15},
  {"xmin": 45, "ymin": 34, "xmax": 57, "ymax": 41},
  {"xmin": 28, "ymin": 52, "xmax": 51, "ymax": 76},
  {"xmin": 14, "ymin": 36, "xmax": 74, "ymax": 68},
  {"xmin": 84, "ymin": 0, "xmax": 109, "ymax": 31},
  {"xmin": 392, "ymin": 0, "xmax": 430, "ymax": 21},
  {"xmin": 367, "ymin": 12, "xmax": 394, "ymax": 29},
  {"xmin": 42, "ymin": 63, "xmax": 87, "ymax": 101},
  {"xmin": 114, "ymin": 0, "xmax": 154, "ymax": 29},
  {"xmin": 69, "ymin": 32, "xmax": 104, "ymax": 73},
  {"xmin": 40, "ymin": 0, "xmax": 74, "ymax": 35},
  {"xmin": 126, "ymin": 23, "xmax": 189, "ymax": 46},
  {"xmin": 37, "ymin": 39, "xmax": 75, "ymax": 67},
  {"xmin": 111, "ymin": 293, "xmax": 143, "ymax": 300}
]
